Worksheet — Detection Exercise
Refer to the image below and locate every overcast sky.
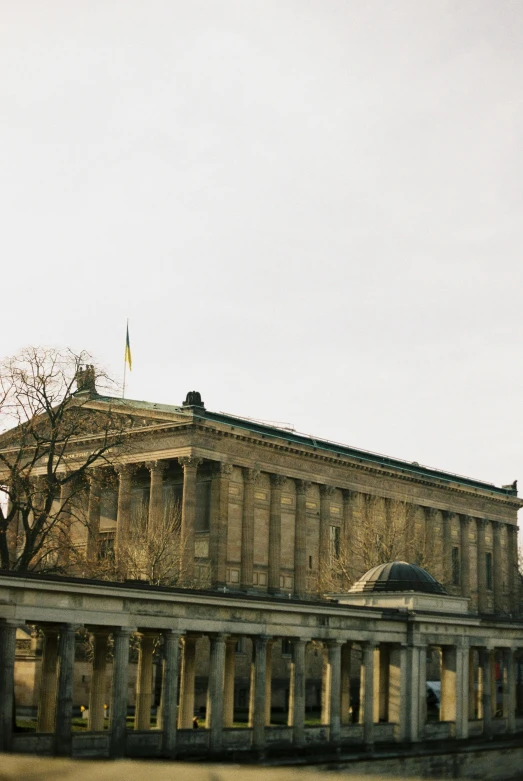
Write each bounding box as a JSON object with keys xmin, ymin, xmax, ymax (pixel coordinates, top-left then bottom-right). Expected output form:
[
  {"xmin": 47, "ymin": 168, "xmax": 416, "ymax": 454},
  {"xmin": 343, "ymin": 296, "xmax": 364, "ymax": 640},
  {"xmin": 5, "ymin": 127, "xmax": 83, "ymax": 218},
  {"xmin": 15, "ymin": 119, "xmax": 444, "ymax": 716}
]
[{"xmin": 2, "ymin": 1, "xmax": 523, "ymax": 492}]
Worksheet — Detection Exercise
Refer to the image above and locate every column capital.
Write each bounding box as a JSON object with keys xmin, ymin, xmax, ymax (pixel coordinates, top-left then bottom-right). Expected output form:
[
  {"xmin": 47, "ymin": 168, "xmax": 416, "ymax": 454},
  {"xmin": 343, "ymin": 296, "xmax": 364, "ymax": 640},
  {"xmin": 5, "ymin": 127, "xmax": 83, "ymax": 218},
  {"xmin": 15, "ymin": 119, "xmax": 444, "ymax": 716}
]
[
  {"xmin": 270, "ymin": 473, "xmax": 286, "ymax": 488},
  {"xmin": 295, "ymin": 479, "xmax": 311, "ymax": 494},
  {"xmin": 86, "ymin": 468, "xmax": 103, "ymax": 485},
  {"xmin": 476, "ymin": 517, "xmax": 488, "ymax": 529},
  {"xmin": 112, "ymin": 626, "xmax": 134, "ymax": 639},
  {"xmin": 342, "ymin": 489, "xmax": 357, "ymax": 502},
  {"xmin": 243, "ymin": 467, "xmax": 261, "ymax": 483},
  {"xmin": 115, "ymin": 463, "xmax": 138, "ymax": 478},
  {"xmin": 320, "ymin": 484, "xmax": 336, "ymax": 497},
  {"xmin": 325, "ymin": 638, "xmax": 343, "ymax": 648},
  {"xmin": 212, "ymin": 461, "xmax": 233, "ymax": 477},
  {"xmin": 178, "ymin": 456, "xmax": 202, "ymax": 470},
  {"xmin": 424, "ymin": 506, "xmax": 438, "ymax": 520},
  {"xmin": 145, "ymin": 459, "xmax": 168, "ymax": 475},
  {"xmin": 492, "ymin": 521, "xmax": 503, "ymax": 537}
]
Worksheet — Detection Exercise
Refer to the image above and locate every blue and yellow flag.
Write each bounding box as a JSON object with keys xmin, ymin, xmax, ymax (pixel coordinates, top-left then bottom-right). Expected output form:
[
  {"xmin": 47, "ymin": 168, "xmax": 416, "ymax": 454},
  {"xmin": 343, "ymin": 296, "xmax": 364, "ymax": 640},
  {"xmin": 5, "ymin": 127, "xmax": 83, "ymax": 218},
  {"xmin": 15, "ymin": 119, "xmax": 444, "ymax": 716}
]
[{"xmin": 125, "ymin": 323, "xmax": 132, "ymax": 371}]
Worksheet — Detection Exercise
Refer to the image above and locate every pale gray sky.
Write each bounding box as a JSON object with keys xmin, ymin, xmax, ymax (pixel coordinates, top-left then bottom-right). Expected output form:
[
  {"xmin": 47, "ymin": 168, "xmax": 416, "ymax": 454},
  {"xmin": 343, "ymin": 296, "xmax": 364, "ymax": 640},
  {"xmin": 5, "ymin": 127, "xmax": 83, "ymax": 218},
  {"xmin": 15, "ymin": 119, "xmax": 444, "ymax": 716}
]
[{"xmin": 2, "ymin": 1, "xmax": 523, "ymax": 490}]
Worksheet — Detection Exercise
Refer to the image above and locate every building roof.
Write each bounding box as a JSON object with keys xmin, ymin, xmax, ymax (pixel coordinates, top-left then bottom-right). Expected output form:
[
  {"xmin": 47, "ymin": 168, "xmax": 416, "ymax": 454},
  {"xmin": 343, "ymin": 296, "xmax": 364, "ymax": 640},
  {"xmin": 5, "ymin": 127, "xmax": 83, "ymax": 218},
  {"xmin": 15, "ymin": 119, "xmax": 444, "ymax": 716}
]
[{"xmin": 349, "ymin": 561, "xmax": 448, "ymax": 595}]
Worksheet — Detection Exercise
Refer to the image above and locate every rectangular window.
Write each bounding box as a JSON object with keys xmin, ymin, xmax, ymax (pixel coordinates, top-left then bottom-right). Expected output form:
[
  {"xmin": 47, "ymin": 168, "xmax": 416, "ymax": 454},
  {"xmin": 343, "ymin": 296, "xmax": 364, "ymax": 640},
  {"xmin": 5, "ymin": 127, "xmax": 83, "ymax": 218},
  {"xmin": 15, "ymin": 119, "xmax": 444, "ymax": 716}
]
[
  {"xmin": 330, "ymin": 525, "xmax": 340, "ymax": 559},
  {"xmin": 452, "ymin": 547, "xmax": 460, "ymax": 585},
  {"xmin": 98, "ymin": 532, "xmax": 115, "ymax": 561},
  {"xmin": 281, "ymin": 639, "xmax": 292, "ymax": 657},
  {"xmin": 195, "ymin": 481, "xmax": 211, "ymax": 532},
  {"xmin": 486, "ymin": 552, "xmax": 493, "ymax": 590},
  {"xmin": 309, "ymin": 555, "xmax": 313, "ymax": 570}
]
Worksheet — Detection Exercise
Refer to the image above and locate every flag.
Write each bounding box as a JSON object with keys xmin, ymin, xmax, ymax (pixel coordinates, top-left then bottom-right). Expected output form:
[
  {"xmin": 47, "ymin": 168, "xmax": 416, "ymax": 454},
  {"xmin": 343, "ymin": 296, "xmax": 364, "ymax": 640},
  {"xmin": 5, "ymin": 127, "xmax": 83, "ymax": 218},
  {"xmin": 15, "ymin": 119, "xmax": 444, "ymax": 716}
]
[{"xmin": 125, "ymin": 323, "xmax": 132, "ymax": 371}]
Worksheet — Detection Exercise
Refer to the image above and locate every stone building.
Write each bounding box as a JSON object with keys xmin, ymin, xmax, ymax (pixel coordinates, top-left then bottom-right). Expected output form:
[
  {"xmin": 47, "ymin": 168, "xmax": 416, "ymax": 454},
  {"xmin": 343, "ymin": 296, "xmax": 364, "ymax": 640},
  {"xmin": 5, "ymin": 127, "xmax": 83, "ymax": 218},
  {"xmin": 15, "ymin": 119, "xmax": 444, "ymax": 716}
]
[{"xmin": 43, "ymin": 387, "xmax": 521, "ymax": 614}]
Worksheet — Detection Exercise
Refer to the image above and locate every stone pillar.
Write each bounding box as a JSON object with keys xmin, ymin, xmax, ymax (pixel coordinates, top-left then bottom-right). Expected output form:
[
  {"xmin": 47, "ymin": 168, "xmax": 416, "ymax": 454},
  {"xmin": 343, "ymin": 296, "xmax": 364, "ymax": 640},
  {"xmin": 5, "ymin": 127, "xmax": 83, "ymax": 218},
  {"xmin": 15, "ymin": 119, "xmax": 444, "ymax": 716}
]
[
  {"xmin": 146, "ymin": 461, "xmax": 166, "ymax": 536},
  {"xmin": 288, "ymin": 638, "xmax": 307, "ymax": 746},
  {"xmin": 361, "ymin": 641, "xmax": 377, "ymax": 746},
  {"xmin": 493, "ymin": 523, "xmax": 504, "ymax": 614},
  {"xmin": 294, "ymin": 481, "xmax": 310, "ymax": 598},
  {"xmin": 206, "ymin": 633, "xmax": 227, "ymax": 750},
  {"xmin": 241, "ymin": 468, "xmax": 259, "ymax": 590},
  {"xmin": 159, "ymin": 630, "xmax": 182, "ymax": 756},
  {"xmin": 442, "ymin": 511, "xmax": 453, "ymax": 588},
  {"xmin": 405, "ymin": 643, "xmax": 425, "ymax": 742},
  {"xmin": 178, "ymin": 457, "xmax": 202, "ymax": 584},
  {"xmin": 88, "ymin": 631, "xmax": 110, "ymax": 731},
  {"xmin": 479, "ymin": 647, "xmax": 493, "ymax": 737},
  {"xmin": 388, "ymin": 645, "xmax": 404, "ymax": 734},
  {"xmin": 327, "ymin": 640, "xmax": 342, "ymax": 742},
  {"xmin": 468, "ymin": 649, "xmax": 477, "ymax": 720},
  {"xmin": 460, "ymin": 515, "xmax": 471, "ymax": 599},
  {"xmin": 476, "ymin": 519, "xmax": 488, "ymax": 614},
  {"xmin": 268, "ymin": 475, "xmax": 286, "ymax": 593},
  {"xmin": 223, "ymin": 637, "xmax": 237, "ymax": 728},
  {"xmin": 507, "ymin": 525, "xmax": 518, "ymax": 612},
  {"xmin": 265, "ymin": 639, "xmax": 274, "ymax": 725},
  {"xmin": 319, "ymin": 485, "xmax": 335, "ymax": 575},
  {"xmin": 135, "ymin": 633, "xmax": 157, "ymax": 730},
  {"xmin": 178, "ymin": 635, "xmax": 197, "ymax": 728},
  {"xmin": 440, "ymin": 646, "xmax": 457, "ymax": 723},
  {"xmin": 249, "ymin": 636, "xmax": 269, "ymax": 750},
  {"xmin": 340, "ymin": 641, "xmax": 352, "ymax": 725},
  {"xmin": 115, "ymin": 465, "xmax": 134, "ymax": 562},
  {"xmin": 37, "ymin": 627, "xmax": 59, "ymax": 733},
  {"xmin": 109, "ymin": 628, "xmax": 132, "ymax": 758},
  {"xmin": 455, "ymin": 642, "xmax": 469, "ymax": 739},
  {"xmin": 86, "ymin": 470, "xmax": 103, "ymax": 562},
  {"xmin": 55, "ymin": 624, "xmax": 78, "ymax": 755},
  {"xmin": 342, "ymin": 491, "xmax": 357, "ymax": 581},
  {"xmin": 210, "ymin": 463, "xmax": 233, "ymax": 588},
  {"xmin": 502, "ymin": 648, "xmax": 516, "ymax": 733},
  {"xmin": 0, "ymin": 620, "xmax": 18, "ymax": 752}
]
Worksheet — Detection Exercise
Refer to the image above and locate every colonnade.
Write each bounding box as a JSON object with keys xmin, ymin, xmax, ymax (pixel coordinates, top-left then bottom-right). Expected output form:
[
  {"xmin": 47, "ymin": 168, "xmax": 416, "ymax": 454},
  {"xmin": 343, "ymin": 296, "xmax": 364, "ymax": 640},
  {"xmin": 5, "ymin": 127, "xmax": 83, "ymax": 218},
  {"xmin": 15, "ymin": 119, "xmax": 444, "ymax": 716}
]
[
  {"xmin": 1, "ymin": 617, "xmax": 522, "ymax": 758},
  {"xmin": 78, "ymin": 457, "xmax": 518, "ymax": 613}
]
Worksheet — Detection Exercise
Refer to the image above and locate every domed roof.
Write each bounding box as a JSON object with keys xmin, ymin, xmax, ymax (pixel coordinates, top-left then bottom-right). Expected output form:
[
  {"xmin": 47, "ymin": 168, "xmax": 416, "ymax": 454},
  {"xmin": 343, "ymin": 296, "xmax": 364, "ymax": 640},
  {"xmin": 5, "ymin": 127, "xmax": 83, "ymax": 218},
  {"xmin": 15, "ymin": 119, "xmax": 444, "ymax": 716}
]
[{"xmin": 349, "ymin": 561, "xmax": 447, "ymax": 595}]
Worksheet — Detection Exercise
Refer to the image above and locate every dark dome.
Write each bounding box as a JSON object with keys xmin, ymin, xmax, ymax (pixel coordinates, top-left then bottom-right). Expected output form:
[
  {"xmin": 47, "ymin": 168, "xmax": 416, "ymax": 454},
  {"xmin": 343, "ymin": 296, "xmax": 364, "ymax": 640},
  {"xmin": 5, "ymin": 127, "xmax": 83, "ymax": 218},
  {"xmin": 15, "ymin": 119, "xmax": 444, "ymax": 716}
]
[{"xmin": 349, "ymin": 561, "xmax": 447, "ymax": 595}]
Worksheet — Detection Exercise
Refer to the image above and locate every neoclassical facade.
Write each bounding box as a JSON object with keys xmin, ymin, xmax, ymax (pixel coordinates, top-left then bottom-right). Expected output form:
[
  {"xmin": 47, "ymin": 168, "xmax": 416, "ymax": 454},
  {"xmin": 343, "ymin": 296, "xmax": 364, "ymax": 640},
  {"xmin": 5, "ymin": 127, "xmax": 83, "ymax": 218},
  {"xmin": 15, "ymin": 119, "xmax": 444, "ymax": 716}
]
[{"xmin": 51, "ymin": 388, "xmax": 520, "ymax": 614}]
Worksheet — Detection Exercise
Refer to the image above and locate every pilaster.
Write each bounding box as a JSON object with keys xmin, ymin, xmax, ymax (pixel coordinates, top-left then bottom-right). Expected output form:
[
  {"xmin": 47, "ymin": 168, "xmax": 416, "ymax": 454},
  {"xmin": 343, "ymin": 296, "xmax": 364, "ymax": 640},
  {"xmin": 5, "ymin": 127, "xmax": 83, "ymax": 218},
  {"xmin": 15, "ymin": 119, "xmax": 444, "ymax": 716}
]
[{"xmin": 178, "ymin": 457, "xmax": 202, "ymax": 585}]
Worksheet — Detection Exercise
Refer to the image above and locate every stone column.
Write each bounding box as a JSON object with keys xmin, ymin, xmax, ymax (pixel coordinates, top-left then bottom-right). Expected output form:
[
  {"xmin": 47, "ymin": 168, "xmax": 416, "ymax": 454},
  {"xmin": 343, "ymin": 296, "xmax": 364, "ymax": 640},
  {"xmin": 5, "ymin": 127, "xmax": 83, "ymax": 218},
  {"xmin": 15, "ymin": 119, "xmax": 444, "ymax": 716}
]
[
  {"xmin": 55, "ymin": 624, "xmax": 78, "ymax": 756},
  {"xmin": 37, "ymin": 627, "xmax": 59, "ymax": 732},
  {"xmin": 109, "ymin": 628, "xmax": 132, "ymax": 758},
  {"xmin": 442, "ymin": 511, "xmax": 453, "ymax": 588},
  {"xmin": 241, "ymin": 468, "xmax": 259, "ymax": 590},
  {"xmin": 0, "ymin": 620, "xmax": 18, "ymax": 752},
  {"xmin": 86, "ymin": 470, "xmax": 103, "ymax": 563},
  {"xmin": 265, "ymin": 639, "xmax": 274, "ymax": 725},
  {"xmin": 507, "ymin": 525, "xmax": 518, "ymax": 612},
  {"xmin": 440, "ymin": 646, "xmax": 457, "ymax": 723},
  {"xmin": 361, "ymin": 641, "xmax": 377, "ymax": 746},
  {"xmin": 268, "ymin": 475, "xmax": 286, "ymax": 593},
  {"xmin": 340, "ymin": 642, "xmax": 352, "ymax": 725},
  {"xmin": 178, "ymin": 457, "xmax": 202, "ymax": 585},
  {"xmin": 479, "ymin": 647, "xmax": 493, "ymax": 737},
  {"xmin": 460, "ymin": 516, "xmax": 471, "ymax": 599},
  {"xmin": 288, "ymin": 638, "xmax": 307, "ymax": 746},
  {"xmin": 476, "ymin": 519, "xmax": 488, "ymax": 614},
  {"xmin": 249, "ymin": 636, "xmax": 269, "ymax": 750},
  {"xmin": 159, "ymin": 630, "xmax": 183, "ymax": 756},
  {"xmin": 135, "ymin": 633, "xmax": 157, "ymax": 730},
  {"xmin": 327, "ymin": 640, "xmax": 342, "ymax": 742},
  {"xmin": 210, "ymin": 463, "xmax": 233, "ymax": 588},
  {"xmin": 388, "ymin": 645, "xmax": 405, "ymax": 736},
  {"xmin": 455, "ymin": 642, "xmax": 469, "ymax": 739},
  {"xmin": 88, "ymin": 631, "xmax": 110, "ymax": 731},
  {"xmin": 342, "ymin": 491, "xmax": 357, "ymax": 581},
  {"xmin": 405, "ymin": 643, "xmax": 425, "ymax": 742},
  {"xmin": 223, "ymin": 637, "xmax": 237, "ymax": 727},
  {"xmin": 319, "ymin": 485, "xmax": 335, "ymax": 574},
  {"xmin": 469, "ymin": 649, "xmax": 477, "ymax": 720},
  {"xmin": 146, "ymin": 461, "xmax": 166, "ymax": 536},
  {"xmin": 178, "ymin": 635, "xmax": 197, "ymax": 728},
  {"xmin": 206, "ymin": 633, "xmax": 227, "ymax": 750},
  {"xmin": 493, "ymin": 522, "xmax": 504, "ymax": 614},
  {"xmin": 294, "ymin": 481, "xmax": 310, "ymax": 598},
  {"xmin": 502, "ymin": 648, "xmax": 516, "ymax": 733},
  {"xmin": 115, "ymin": 465, "xmax": 134, "ymax": 562}
]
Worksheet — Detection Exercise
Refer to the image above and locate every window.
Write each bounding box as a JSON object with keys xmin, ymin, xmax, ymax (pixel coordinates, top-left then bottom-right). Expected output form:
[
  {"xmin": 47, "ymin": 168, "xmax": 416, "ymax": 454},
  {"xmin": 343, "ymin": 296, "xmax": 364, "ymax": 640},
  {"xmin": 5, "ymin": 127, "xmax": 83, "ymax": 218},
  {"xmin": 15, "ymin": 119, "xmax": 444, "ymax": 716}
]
[
  {"xmin": 452, "ymin": 547, "xmax": 460, "ymax": 585},
  {"xmin": 486, "ymin": 552, "xmax": 493, "ymax": 590},
  {"xmin": 98, "ymin": 532, "xmax": 115, "ymax": 561},
  {"xmin": 309, "ymin": 555, "xmax": 313, "ymax": 570},
  {"xmin": 330, "ymin": 525, "xmax": 340, "ymax": 559}
]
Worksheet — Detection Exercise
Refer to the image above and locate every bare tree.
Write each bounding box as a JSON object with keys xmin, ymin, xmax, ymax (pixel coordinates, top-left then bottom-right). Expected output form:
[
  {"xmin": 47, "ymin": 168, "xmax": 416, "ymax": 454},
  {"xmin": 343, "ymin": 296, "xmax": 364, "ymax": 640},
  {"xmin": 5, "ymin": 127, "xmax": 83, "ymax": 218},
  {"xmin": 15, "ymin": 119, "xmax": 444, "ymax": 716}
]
[{"xmin": 0, "ymin": 347, "xmax": 129, "ymax": 573}]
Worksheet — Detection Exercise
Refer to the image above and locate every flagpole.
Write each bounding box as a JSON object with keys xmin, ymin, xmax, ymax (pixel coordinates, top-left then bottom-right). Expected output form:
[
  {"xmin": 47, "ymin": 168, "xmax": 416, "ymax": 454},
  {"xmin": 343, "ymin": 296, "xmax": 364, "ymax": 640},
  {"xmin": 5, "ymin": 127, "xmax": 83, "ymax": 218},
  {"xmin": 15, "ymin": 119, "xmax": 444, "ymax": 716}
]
[{"xmin": 123, "ymin": 318, "xmax": 128, "ymax": 399}]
